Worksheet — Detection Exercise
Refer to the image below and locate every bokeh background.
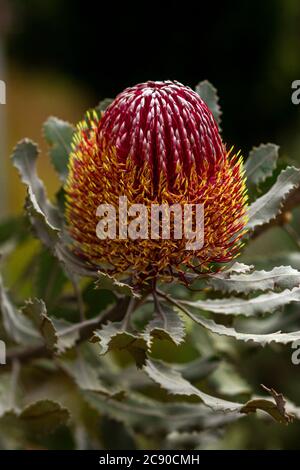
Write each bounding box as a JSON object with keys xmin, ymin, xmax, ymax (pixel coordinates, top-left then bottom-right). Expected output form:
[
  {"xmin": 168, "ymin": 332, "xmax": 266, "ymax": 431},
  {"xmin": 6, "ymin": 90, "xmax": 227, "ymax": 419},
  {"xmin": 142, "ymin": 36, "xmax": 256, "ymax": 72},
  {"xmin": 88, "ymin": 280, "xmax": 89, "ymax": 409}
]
[{"xmin": 1, "ymin": 0, "xmax": 300, "ymax": 449}]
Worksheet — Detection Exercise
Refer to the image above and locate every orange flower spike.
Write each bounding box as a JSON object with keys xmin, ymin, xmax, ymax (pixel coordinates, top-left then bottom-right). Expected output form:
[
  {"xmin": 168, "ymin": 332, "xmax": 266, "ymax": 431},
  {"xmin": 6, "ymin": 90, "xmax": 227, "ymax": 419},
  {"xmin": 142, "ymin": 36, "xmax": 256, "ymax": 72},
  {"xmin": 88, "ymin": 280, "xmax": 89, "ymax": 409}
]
[{"xmin": 65, "ymin": 81, "xmax": 248, "ymax": 286}]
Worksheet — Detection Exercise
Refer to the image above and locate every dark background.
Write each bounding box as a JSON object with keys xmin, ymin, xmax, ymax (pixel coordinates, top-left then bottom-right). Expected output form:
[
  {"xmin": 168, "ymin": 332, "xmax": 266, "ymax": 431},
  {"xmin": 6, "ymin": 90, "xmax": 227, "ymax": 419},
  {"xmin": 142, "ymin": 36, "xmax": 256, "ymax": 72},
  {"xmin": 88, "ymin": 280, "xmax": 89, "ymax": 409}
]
[{"xmin": 5, "ymin": 0, "xmax": 300, "ymax": 152}]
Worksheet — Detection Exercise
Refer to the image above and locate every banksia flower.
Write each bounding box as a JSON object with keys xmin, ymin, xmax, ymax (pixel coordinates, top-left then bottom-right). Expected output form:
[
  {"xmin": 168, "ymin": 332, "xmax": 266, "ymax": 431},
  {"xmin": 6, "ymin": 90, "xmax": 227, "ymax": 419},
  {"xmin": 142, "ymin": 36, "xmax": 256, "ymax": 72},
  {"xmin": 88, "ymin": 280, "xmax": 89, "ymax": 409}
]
[{"xmin": 65, "ymin": 81, "xmax": 247, "ymax": 286}]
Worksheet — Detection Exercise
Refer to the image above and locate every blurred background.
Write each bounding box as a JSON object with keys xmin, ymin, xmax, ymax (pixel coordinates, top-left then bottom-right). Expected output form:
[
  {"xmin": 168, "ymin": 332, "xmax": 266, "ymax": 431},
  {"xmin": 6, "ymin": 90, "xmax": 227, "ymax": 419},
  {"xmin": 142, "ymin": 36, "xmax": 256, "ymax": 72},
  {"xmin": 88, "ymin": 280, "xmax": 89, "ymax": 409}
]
[
  {"xmin": 1, "ymin": 0, "xmax": 300, "ymax": 214},
  {"xmin": 1, "ymin": 0, "xmax": 300, "ymax": 449}
]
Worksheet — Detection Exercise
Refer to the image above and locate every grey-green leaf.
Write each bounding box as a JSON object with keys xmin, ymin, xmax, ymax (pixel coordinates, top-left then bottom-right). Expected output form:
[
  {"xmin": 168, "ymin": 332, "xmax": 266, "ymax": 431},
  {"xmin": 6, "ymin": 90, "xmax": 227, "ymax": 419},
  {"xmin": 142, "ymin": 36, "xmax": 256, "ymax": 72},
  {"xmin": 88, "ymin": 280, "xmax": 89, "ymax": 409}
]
[
  {"xmin": 95, "ymin": 272, "xmax": 140, "ymax": 298},
  {"xmin": 22, "ymin": 298, "xmax": 79, "ymax": 353},
  {"xmin": 178, "ymin": 304, "xmax": 300, "ymax": 347},
  {"xmin": 11, "ymin": 139, "xmax": 62, "ymax": 230},
  {"xmin": 95, "ymin": 98, "xmax": 113, "ymax": 114},
  {"xmin": 208, "ymin": 266, "xmax": 300, "ymax": 294},
  {"xmin": 182, "ymin": 286, "xmax": 300, "ymax": 317},
  {"xmin": 0, "ymin": 275, "xmax": 41, "ymax": 345},
  {"xmin": 43, "ymin": 117, "xmax": 75, "ymax": 182},
  {"xmin": 143, "ymin": 359, "xmax": 293, "ymax": 423},
  {"xmin": 195, "ymin": 80, "xmax": 222, "ymax": 126},
  {"xmin": 0, "ymin": 373, "xmax": 18, "ymax": 417},
  {"xmin": 91, "ymin": 321, "xmax": 147, "ymax": 368},
  {"xmin": 245, "ymin": 143, "xmax": 279, "ymax": 186},
  {"xmin": 19, "ymin": 400, "xmax": 70, "ymax": 434},
  {"xmin": 247, "ymin": 166, "xmax": 300, "ymax": 231},
  {"xmin": 143, "ymin": 304, "xmax": 185, "ymax": 349},
  {"xmin": 57, "ymin": 349, "xmax": 124, "ymax": 398}
]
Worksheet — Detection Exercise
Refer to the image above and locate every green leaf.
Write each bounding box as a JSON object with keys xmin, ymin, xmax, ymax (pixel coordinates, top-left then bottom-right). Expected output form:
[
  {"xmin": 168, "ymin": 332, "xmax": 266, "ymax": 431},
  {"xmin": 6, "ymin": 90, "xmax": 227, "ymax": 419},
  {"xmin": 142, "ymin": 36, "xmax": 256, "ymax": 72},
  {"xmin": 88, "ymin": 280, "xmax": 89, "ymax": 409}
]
[
  {"xmin": 208, "ymin": 361, "xmax": 251, "ymax": 396},
  {"xmin": 91, "ymin": 321, "xmax": 148, "ymax": 368},
  {"xmin": 22, "ymin": 298, "xmax": 57, "ymax": 350},
  {"xmin": 247, "ymin": 166, "xmax": 300, "ymax": 231},
  {"xmin": 195, "ymin": 80, "xmax": 222, "ymax": 126},
  {"xmin": 245, "ymin": 143, "xmax": 279, "ymax": 186},
  {"xmin": 246, "ymin": 252, "xmax": 300, "ymax": 271},
  {"xmin": 143, "ymin": 359, "xmax": 293, "ymax": 423},
  {"xmin": 177, "ymin": 304, "xmax": 300, "ymax": 346},
  {"xmin": 95, "ymin": 272, "xmax": 140, "ymax": 298},
  {"xmin": 95, "ymin": 98, "xmax": 113, "ymax": 114},
  {"xmin": 241, "ymin": 385, "xmax": 294, "ymax": 424},
  {"xmin": 182, "ymin": 286, "xmax": 300, "ymax": 317},
  {"xmin": 11, "ymin": 140, "xmax": 86, "ymax": 276},
  {"xmin": 83, "ymin": 390, "xmax": 241, "ymax": 434},
  {"xmin": 35, "ymin": 249, "xmax": 68, "ymax": 307},
  {"xmin": 223, "ymin": 262, "xmax": 254, "ymax": 274},
  {"xmin": 208, "ymin": 266, "xmax": 300, "ymax": 294},
  {"xmin": 0, "ymin": 373, "xmax": 18, "ymax": 417},
  {"xmin": 174, "ymin": 356, "xmax": 220, "ymax": 382},
  {"xmin": 52, "ymin": 318, "xmax": 81, "ymax": 352},
  {"xmin": 43, "ymin": 117, "xmax": 75, "ymax": 182},
  {"xmin": 12, "ymin": 139, "xmax": 97, "ymax": 280},
  {"xmin": 1, "ymin": 370, "xmax": 69, "ymax": 433},
  {"xmin": 57, "ymin": 348, "xmax": 124, "ymax": 398},
  {"xmin": 22, "ymin": 298, "xmax": 79, "ymax": 353},
  {"xmin": 18, "ymin": 400, "xmax": 70, "ymax": 435},
  {"xmin": 11, "ymin": 139, "xmax": 62, "ymax": 231},
  {"xmin": 12, "ymin": 140, "xmax": 99, "ymax": 281},
  {"xmin": 0, "ymin": 275, "xmax": 41, "ymax": 345},
  {"xmin": 143, "ymin": 304, "xmax": 185, "ymax": 349},
  {"xmin": 119, "ymin": 356, "xmax": 220, "ymax": 389},
  {"xmin": 144, "ymin": 358, "xmax": 241, "ymax": 412}
]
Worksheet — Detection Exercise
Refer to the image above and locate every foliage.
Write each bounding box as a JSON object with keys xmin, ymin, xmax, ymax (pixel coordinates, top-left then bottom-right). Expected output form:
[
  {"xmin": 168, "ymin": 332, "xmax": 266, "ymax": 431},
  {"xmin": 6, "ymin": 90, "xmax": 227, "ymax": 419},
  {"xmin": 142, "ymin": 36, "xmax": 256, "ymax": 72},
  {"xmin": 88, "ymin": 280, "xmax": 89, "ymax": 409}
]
[{"xmin": 1, "ymin": 82, "xmax": 300, "ymax": 450}]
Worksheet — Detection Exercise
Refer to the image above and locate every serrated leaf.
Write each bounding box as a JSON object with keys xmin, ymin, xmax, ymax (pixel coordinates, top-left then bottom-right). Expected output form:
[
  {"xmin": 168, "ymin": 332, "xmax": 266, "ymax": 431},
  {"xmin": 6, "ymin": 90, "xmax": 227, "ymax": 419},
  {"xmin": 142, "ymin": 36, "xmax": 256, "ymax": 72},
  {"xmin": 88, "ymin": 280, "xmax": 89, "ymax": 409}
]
[
  {"xmin": 177, "ymin": 304, "xmax": 300, "ymax": 346},
  {"xmin": 183, "ymin": 287, "xmax": 300, "ymax": 317},
  {"xmin": 43, "ymin": 117, "xmax": 75, "ymax": 182},
  {"xmin": 245, "ymin": 143, "xmax": 279, "ymax": 186},
  {"xmin": 208, "ymin": 266, "xmax": 300, "ymax": 294},
  {"xmin": 57, "ymin": 349, "xmax": 124, "ymax": 398},
  {"xmin": 11, "ymin": 139, "xmax": 62, "ymax": 231},
  {"xmin": 91, "ymin": 321, "xmax": 147, "ymax": 368},
  {"xmin": 143, "ymin": 359, "xmax": 293, "ymax": 423},
  {"xmin": 119, "ymin": 356, "xmax": 220, "ymax": 389},
  {"xmin": 52, "ymin": 318, "xmax": 80, "ymax": 353},
  {"xmin": 195, "ymin": 80, "xmax": 222, "ymax": 126},
  {"xmin": 22, "ymin": 298, "xmax": 57, "ymax": 350},
  {"xmin": 248, "ymin": 252, "xmax": 300, "ymax": 271},
  {"xmin": 223, "ymin": 262, "xmax": 254, "ymax": 274},
  {"xmin": 22, "ymin": 298, "xmax": 79, "ymax": 353},
  {"xmin": 143, "ymin": 304, "xmax": 185, "ymax": 349},
  {"xmin": 247, "ymin": 166, "xmax": 300, "ymax": 231},
  {"xmin": 95, "ymin": 272, "xmax": 140, "ymax": 298},
  {"xmin": 83, "ymin": 390, "xmax": 241, "ymax": 434},
  {"xmin": 0, "ymin": 275, "xmax": 41, "ymax": 345},
  {"xmin": 144, "ymin": 358, "xmax": 241, "ymax": 412},
  {"xmin": 18, "ymin": 400, "xmax": 69, "ymax": 434},
  {"xmin": 11, "ymin": 139, "xmax": 98, "ymax": 282},
  {"xmin": 0, "ymin": 371, "xmax": 69, "ymax": 433},
  {"xmin": 11, "ymin": 140, "xmax": 100, "ymax": 282},
  {"xmin": 241, "ymin": 385, "xmax": 294, "ymax": 424}
]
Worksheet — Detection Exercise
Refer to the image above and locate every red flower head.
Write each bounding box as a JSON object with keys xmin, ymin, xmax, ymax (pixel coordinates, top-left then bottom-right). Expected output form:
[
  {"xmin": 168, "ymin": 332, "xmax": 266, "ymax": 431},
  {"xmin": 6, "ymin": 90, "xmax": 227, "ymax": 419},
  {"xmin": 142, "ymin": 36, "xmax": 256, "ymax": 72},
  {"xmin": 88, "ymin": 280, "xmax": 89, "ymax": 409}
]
[{"xmin": 65, "ymin": 81, "xmax": 247, "ymax": 286}]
